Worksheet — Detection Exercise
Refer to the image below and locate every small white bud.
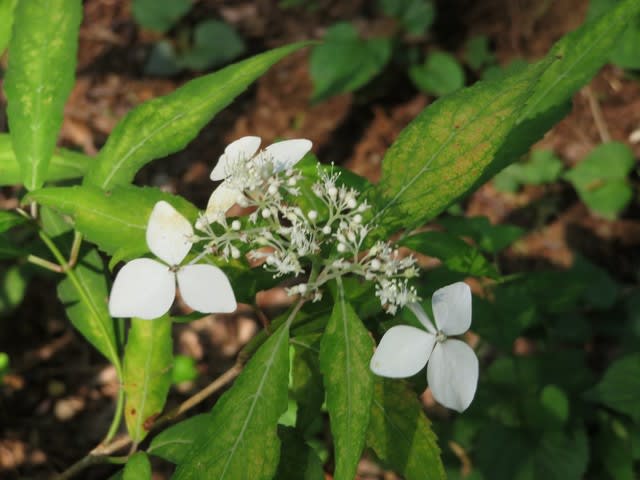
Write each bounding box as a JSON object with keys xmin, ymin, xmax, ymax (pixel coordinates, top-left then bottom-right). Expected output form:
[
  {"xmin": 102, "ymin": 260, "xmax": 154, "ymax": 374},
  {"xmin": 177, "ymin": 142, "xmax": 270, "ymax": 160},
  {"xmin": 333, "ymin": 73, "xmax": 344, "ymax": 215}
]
[
  {"xmin": 231, "ymin": 247, "xmax": 241, "ymax": 259},
  {"xmin": 357, "ymin": 203, "xmax": 367, "ymax": 212},
  {"xmin": 288, "ymin": 177, "xmax": 297, "ymax": 186},
  {"xmin": 308, "ymin": 210, "xmax": 318, "ymax": 221},
  {"xmin": 347, "ymin": 231, "xmax": 356, "ymax": 243},
  {"xmin": 337, "ymin": 243, "xmax": 347, "ymax": 253},
  {"xmin": 328, "ymin": 186, "xmax": 338, "ymax": 198},
  {"xmin": 337, "ymin": 233, "xmax": 346, "ymax": 243},
  {"xmin": 346, "ymin": 197, "xmax": 357, "ymax": 209},
  {"xmin": 322, "ymin": 225, "xmax": 331, "ymax": 235},
  {"xmin": 353, "ymin": 214, "xmax": 362, "ymax": 224},
  {"xmin": 231, "ymin": 220, "xmax": 241, "ymax": 231},
  {"xmin": 370, "ymin": 259, "xmax": 381, "ymax": 271},
  {"xmin": 266, "ymin": 255, "xmax": 275, "ymax": 265},
  {"xmin": 298, "ymin": 284, "xmax": 307, "ymax": 294},
  {"xmin": 268, "ymin": 184, "xmax": 278, "ymax": 195},
  {"xmin": 262, "ymin": 208, "xmax": 271, "ymax": 218}
]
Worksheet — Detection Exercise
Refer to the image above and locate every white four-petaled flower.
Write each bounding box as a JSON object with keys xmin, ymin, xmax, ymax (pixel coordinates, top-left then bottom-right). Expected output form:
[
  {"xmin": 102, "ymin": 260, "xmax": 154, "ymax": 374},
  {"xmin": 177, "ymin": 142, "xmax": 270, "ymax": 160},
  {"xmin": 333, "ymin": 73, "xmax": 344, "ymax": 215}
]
[
  {"xmin": 197, "ymin": 136, "xmax": 312, "ymax": 228},
  {"xmin": 370, "ymin": 282, "xmax": 478, "ymax": 412},
  {"xmin": 109, "ymin": 201, "xmax": 237, "ymax": 320}
]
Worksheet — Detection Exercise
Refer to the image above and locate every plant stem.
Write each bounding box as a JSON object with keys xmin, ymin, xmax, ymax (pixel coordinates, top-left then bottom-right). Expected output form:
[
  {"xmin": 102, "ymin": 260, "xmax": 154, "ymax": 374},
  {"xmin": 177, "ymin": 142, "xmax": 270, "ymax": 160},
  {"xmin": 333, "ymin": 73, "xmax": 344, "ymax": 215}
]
[
  {"xmin": 26, "ymin": 254, "xmax": 63, "ymax": 273},
  {"xmin": 103, "ymin": 387, "xmax": 125, "ymax": 444},
  {"xmin": 68, "ymin": 231, "xmax": 83, "ymax": 268}
]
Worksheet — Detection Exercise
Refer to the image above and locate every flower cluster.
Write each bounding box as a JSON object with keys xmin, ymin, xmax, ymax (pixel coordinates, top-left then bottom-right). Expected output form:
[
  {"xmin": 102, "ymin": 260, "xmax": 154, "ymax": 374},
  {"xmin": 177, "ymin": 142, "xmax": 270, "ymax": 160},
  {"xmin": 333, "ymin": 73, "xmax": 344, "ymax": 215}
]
[{"xmin": 196, "ymin": 136, "xmax": 419, "ymax": 313}]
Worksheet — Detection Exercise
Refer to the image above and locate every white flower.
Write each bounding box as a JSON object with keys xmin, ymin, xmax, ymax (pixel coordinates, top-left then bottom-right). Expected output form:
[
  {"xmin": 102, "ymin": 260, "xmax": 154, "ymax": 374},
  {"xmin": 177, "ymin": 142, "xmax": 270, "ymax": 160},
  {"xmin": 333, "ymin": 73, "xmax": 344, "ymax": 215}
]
[
  {"xmin": 197, "ymin": 136, "xmax": 312, "ymax": 229},
  {"xmin": 370, "ymin": 282, "xmax": 478, "ymax": 412},
  {"xmin": 109, "ymin": 201, "xmax": 237, "ymax": 320}
]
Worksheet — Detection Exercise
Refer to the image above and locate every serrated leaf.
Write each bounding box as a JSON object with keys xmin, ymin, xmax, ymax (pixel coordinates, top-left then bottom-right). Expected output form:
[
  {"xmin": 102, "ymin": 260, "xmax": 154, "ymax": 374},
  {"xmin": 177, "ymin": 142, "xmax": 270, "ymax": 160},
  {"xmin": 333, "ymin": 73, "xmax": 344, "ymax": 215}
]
[
  {"xmin": 123, "ymin": 452, "xmax": 152, "ymax": 480},
  {"xmin": 4, "ymin": 0, "xmax": 82, "ymax": 190},
  {"xmin": 366, "ymin": 378, "xmax": 445, "ymax": 480},
  {"xmin": 319, "ymin": 282, "xmax": 374, "ymax": 480},
  {"xmin": 57, "ymin": 248, "xmax": 120, "ymax": 368},
  {"xmin": 124, "ymin": 314, "xmax": 173, "ymax": 442},
  {"xmin": 0, "ymin": 134, "xmax": 91, "ymax": 186},
  {"xmin": 275, "ymin": 427, "xmax": 325, "ymax": 480},
  {"xmin": 84, "ymin": 43, "xmax": 308, "ymax": 190},
  {"xmin": 591, "ymin": 353, "xmax": 640, "ymax": 422},
  {"xmin": 373, "ymin": 59, "xmax": 548, "ymax": 231},
  {"xmin": 401, "ymin": 230, "xmax": 498, "ymax": 278},
  {"xmin": 0, "ymin": 0, "xmax": 17, "ymax": 56},
  {"xmin": 25, "ymin": 185, "xmax": 198, "ymax": 261},
  {"xmin": 310, "ymin": 23, "xmax": 391, "ymax": 102},
  {"xmin": 168, "ymin": 321, "xmax": 291, "ymax": 479}
]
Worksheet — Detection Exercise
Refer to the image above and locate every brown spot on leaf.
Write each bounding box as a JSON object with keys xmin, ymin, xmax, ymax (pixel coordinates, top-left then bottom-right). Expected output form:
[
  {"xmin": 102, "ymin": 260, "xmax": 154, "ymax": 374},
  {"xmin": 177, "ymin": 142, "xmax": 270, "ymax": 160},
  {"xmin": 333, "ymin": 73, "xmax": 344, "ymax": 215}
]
[{"xmin": 143, "ymin": 413, "xmax": 160, "ymax": 431}]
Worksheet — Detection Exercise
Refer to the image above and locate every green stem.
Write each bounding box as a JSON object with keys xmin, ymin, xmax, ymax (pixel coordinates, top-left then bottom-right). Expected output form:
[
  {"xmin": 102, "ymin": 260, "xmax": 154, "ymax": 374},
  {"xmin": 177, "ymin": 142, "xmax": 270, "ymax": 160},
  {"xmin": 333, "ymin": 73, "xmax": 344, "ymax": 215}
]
[
  {"xmin": 104, "ymin": 387, "xmax": 125, "ymax": 444},
  {"xmin": 68, "ymin": 231, "xmax": 83, "ymax": 268},
  {"xmin": 26, "ymin": 254, "xmax": 63, "ymax": 273}
]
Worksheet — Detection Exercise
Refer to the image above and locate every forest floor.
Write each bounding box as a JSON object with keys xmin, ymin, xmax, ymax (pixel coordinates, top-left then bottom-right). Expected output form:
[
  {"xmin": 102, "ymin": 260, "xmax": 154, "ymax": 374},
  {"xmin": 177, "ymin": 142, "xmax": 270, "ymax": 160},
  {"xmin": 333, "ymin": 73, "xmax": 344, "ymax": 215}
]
[{"xmin": 1, "ymin": 0, "xmax": 639, "ymax": 478}]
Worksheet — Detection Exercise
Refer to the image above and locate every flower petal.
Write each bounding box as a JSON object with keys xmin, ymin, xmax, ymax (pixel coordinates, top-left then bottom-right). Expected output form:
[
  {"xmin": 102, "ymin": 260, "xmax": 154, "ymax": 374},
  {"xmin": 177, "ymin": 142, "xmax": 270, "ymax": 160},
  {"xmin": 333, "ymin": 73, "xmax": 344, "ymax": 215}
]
[
  {"xmin": 146, "ymin": 201, "xmax": 193, "ymax": 266},
  {"xmin": 177, "ymin": 264, "xmax": 237, "ymax": 313},
  {"xmin": 108, "ymin": 258, "xmax": 175, "ymax": 320},
  {"xmin": 407, "ymin": 302, "xmax": 437, "ymax": 334},
  {"xmin": 432, "ymin": 281, "xmax": 472, "ymax": 335},
  {"xmin": 210, "ymin": 136, "xmax": 261, "ymax": 181},
  {"xmin": 370, "ymin": 325, "xmax": 435, "ymax": 378},
  {"xmin": 427, "ymin": 339, "xmax": 478, "ymax": 412},
  {"xmin": 263, "ymin": 139, "xmax": 312, "ymax": 172}
]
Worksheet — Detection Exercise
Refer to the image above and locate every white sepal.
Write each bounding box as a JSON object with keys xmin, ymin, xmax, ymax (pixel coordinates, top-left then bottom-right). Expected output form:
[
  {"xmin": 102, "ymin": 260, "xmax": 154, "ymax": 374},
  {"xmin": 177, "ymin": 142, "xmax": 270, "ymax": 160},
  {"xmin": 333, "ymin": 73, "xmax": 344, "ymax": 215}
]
[
  {"xmin": 427, "ymin": 339, "xmax": 478, "ymax": 413},
  {"xmin": 146, "ymin": 201, "xmax": 193, "ymax": 266},
  {"xmin": 264, "ymin": 139, "xmax": 312, "ymax": 173},
  {"xmin": 177, "ymin": 264, "xmax": 237, "ymax": 313},
  {"xmin": 210, "ymin": 136, "xmax": 261, "ymax": 181},
  {"xmin": 432, "ymin": 281, "xmax": 471, "ymax": 336},
  {"xmin": 369, "ymin": 325, "xmax": 436, "ymax": 378},
  {"xmin": 407, "ymin": 302, "xmax": 437, "ymax": 334},
  {"xmin": 108, "ymin": 258, "xmax": 175, "ymax": 320}
]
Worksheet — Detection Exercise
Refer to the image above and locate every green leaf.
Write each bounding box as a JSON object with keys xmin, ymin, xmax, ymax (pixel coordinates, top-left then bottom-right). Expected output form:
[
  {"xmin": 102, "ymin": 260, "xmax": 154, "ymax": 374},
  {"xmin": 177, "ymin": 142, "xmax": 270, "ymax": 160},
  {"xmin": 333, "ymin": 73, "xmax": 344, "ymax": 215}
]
[
  {"xmin": 26, "ymin": 185, "xmax": 198, "ymax": 262},
  {"xmin": 409, "ymin": 51, "xmax": 465, "ymax": 97},
  {"xmin": 493, "ymin": 149, "xmax": 564, "ymax": 192},
  {"xmin": 564, "ymin": 141, "xmax": 635, "ymax": 219},
  {"xmin": 124, "ymin": 314, "xmax": 173, "ymax": 442},
  {"xmin": 275, "ymin": 427, "xmax": 325, "ymax": 480},
  {"xmin": 310, "ymin": 23, "xmax": 392, "ymax": 102},
  {"xmin": 290, "ymin": 334, "xmax": 324, "ymax": 432},
  {"xmin": 148, "ymin": 413, "xmax": 208, "ymax": 463},
  {"xmin": 0, "ymin": 211, "xmax": 27, "ymax": 233},
  {"xmin": 4, "ymin": 0, "xmax": 82, "ymax": 190},
  {"xmin": 123, "ymin": 452, "xmax": 152, "ymax": 480},
  {"xmin": 172, "ymin": 354, "xmax": 199, "ymax": 384},
  {"xmin": 438, "ymin": 215, "xmax": 524, "ymax": 253},
  {"xmin": 465, "ymin": 35, "xmax": 495, "ymax": 70},
  {"xmin": 319, "ymin": 282, "xmax": 374, "ymax": 480},
  {"xmin": 0, "ymin": 266, "xmax": 28, "ymax": 315},
  {"xmin": 168, "ymin": 321, "xmax": 291, "ymax": 479},
  {"xmin": 378, "ymin": 0, "xmax": 435, "ymax": 35},
  {"xmin": 0, "ymin": 134, "xmax": 91, "ymax": 186},
  {"xmin": 180, "ymin": 20, "xmax": 246, "ymax": 71},
  {"xmin": 373, "ymin": 58, "xmax": 548, "ymax": 231},
  {"xmin": 57, "ymin": 248, "xmax": 120, "ymax": 368},
  {"xmin": 0, "ymin": 0, "xmax": 17, "ymax": 56},
  {"xmin": 366, "ymin": 378, "xmax": 445, "ymax": 480},
  {"xmin": 587, "ymin": 0, "xmax": 640, "ymax": 69},
  {"xmin": 591, "ymin": 353, "xmax": 640, "ymax": 422},
  {"xmin": 84, "ymin": 43, "xmax": 308, "ymax": 190},
  {"xmin": 534, "ymin": 428, "xmax": 589, "ymax": 480},
  {"xmin": 131, "ymin": 0, "xmax": 191, "ymax": 33},
  {"xmin": 401, "ymin": 230, "xmax": 498, "ymax": 278},
  {"xmin": 144, "ymin": 40, "xmax": 183, "ymax": 76}
]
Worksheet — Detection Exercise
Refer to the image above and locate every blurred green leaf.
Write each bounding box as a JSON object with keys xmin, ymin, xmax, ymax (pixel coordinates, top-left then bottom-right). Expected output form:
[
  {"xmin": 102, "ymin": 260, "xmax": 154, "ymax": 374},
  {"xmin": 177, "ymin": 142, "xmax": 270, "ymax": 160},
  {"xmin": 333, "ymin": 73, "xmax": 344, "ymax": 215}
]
[
  {"xmin": 588, "ymin": 0, "xmax": 640, "ymax": 69},
  {"xmin": 564, "ymin": 141, "xmax": 635, "ymax": 219},
  {"xmin": 481, "ymin": 58, "xmax": 528, "ymax": 82},
  {"xmin": 0, "ymin": 352, "xmax": 8, "ymax": 379},
  {"xmin": 0, "ymin": 133, "xmax": 91, "ymax": 186},
  {"xmin": 58, "ymin": 248, "xmax": 120, "ymax": 367},
  {"xmin": 540, "ymin": 384, "xmax": 569, "ymax": 425},
  {"xmin": 0, "ymin": 211, "xmax": 27, "ymax": 233},
  {"xmin": 572, "ymin": 255, "xmax": 619, "ymax": 309},
  {"xmin": 592, "ymin": 413, "xmax": 635, "ymax": 480},
  {"xmin": 26, "ymin": 185, "xmax": 198, "ymax": 262},
  {"xmin": 85, "ymin": 43, "xmax": 308, "ymax": 190},
  {"xmin": 378, "ymin": 0, "xmax": 435, "ymax": 35},
  {"xmin": 4, "ymin": 0, "xmax": 81, "ymax": 190},
  {"xmin": 124, "ymin": 315, "xmax": 173, "ymax": 442},
  {"xmin": 494, "ymin": 149, "xmax": 564, "ymax": 192},
  {"xmin": 401, "ymin": 230, "xmax": 498, "ymax": 277},
  {"xmin": 465, "ymin": 35, "xmax": 495, "ymax": 70},
  {"xmin": 172, "ymin": 354, "xmax": 199, "ymax": 384},
  {"xmin": 591, "ymin": 353, "xmax": 640, "ymax": 422},
  {"xmin": 123, "ymin": 452, "xmax": 151, "ymax": 480},
  {"xmin": 132, "ymin": 0, "xmax": 191, "ymax": 33},
  {"xmin": 0, "ymin": 0, "xmax": 17, "ymax": 56},
  {"xmin": 409, "ymin": 51, "xmax": 465, "ymax": 96},
  {"xmin": 180, "ymin": 20, "xmax": 246, "ymax": 70},
  {"xmin": 366, "ymin": 378, "xmax": 445, "ymax": 480},
  {"xmin": 166, "ymin": 321, "xmax": 290, "ymax": 478},
  {"xmin": 319, "ymin": 283, "xmax": 374, "ymax": 480},
  {"xmin": 438, "ymin": 215, "xmax": 524, "ymax": 253},
  {"xmin": 275, "ymin": 427, "xmax": 325, "ymax": 480},
  {"xmin": 310, "ymin": 22, "xmax": 392, "ymax": 102},
  {"xmin": 144, "ymin": 40, "xmax": 182, "ymax": 76}
]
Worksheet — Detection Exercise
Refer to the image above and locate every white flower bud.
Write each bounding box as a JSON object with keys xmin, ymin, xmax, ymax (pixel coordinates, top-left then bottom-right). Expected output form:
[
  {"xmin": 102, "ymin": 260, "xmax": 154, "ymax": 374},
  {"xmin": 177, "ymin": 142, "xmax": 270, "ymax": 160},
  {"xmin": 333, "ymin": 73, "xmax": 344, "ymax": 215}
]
[
  {"xmin": 346, "ymin": 197, "xmax": 357, "ymax": 209},
  {"xmin": 337, "ymin": 243, "xmax": 347, "ymax": 253},
  {"xmin": 288, "ymin": 177, "xmax": 297, "ymax": 186},
  {"xmin": 231, "ymin": 247, "xmax": 241, "ymax": 259},
  {"xmin": 231, "ymin": 220, "xmax": 241, "ymax": 231},
  {"xmin": 308, "ymin": 210, "xmax": 318, "ymax": 221},
  {"xmin": 262, "ymin": 208, "xmax": 271, "ymax": 218},
  {"xmin": 328, "ymin": 186, "xmax": 338, "ymax": 198},
  {"xmin": 298, "ymin": 284, "xmax": 307, "ymax": 294},
  {"xmin": 322, "ymin": 225, "xmax": 331, "ymax": 235},
  {"xmin": 268, "ymin": 184, "xmax": 278, "ymax": 195},
  {"xmin": 353, "ymin": 214, "xmax": 362, "ymax": 224},
  {"xmin": 370, "ymin": 259, "xmax": 381, "ymax": 271},
  {"xmin": 347, "ymin": 231, "xmax": 356, "ymax": 243},
  {"xmin": 266, "ymin": 255, "xmax": 275, "ymax": 265}
]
